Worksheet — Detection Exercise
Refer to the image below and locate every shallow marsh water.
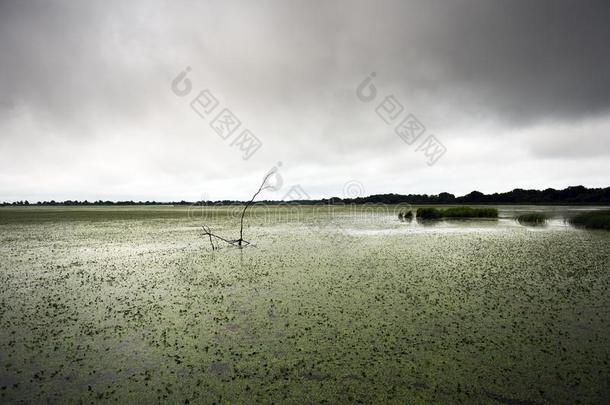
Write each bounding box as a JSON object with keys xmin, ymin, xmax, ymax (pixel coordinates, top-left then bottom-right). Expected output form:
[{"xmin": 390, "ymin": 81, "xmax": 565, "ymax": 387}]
[{"xmin": 0, "ymin": 205, "xmax": 609, "ymax": 403}]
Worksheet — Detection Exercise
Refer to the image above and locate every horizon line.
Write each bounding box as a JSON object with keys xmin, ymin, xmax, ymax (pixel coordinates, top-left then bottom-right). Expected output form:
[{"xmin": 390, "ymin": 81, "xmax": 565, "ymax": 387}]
[{"xmin": 2, "ymin": 184, "xmax": 609, "ymax": 205}]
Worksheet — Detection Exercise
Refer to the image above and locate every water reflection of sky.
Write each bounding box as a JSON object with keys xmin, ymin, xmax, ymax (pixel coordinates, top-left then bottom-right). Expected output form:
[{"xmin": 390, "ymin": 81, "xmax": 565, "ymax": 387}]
[
  {"xmin": 344, "ymin": 219, "xmax": 575, "ymax": 236},
  {"xmin": 339, "ymin": 205, "xmax": 610, "ymax": 236}
]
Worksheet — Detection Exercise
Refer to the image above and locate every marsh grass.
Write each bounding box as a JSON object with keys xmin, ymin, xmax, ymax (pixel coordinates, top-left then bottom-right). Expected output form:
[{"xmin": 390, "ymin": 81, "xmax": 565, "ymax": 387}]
[
  {"xmin": 398, "ymin": 210, "xmax": 413, "ymax": 221},
  {"xmin": 417, "ymin": 206, "xmax": 498, "ymax": 220},
  {"xmin": 569, "ymin": 210, "xmax": 610, "ymax": 230},
  {"xmin": 443, "ymin": 207, "xmax": 498, "ymax": 218},
  {"xmin": 516, "ymin": 212, "xmax": 548, "ymax": 226},
  {"xmin": 416, "ymin": 207, "xmax": 443, "ymax": 219}
]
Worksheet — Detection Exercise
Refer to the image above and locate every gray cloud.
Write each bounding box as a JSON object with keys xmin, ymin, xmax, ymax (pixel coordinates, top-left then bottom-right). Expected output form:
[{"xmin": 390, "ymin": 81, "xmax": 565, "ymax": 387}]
[{"xmin": 0, "ymin": 0, "xmax": 609, "ymax": 201}]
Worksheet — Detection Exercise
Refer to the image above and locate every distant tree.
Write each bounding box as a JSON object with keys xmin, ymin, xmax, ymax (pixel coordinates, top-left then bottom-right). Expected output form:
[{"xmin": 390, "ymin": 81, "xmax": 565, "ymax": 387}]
[
  {"xmin": 460, "ymin": 191, "xmax": 484, "ymax": 203},
  {"xmin": 438, "ymin": 192, "xmax": 455, "ymax": 203}
]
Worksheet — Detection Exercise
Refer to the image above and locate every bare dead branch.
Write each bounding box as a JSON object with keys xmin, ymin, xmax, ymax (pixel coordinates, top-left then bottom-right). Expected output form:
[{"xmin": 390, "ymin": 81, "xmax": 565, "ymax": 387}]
[
  {"xmin": 201, "ymin": 169, "xmax": 275, "ymax": 249},
  {"xmin": 237, "ymin": 170, "xmax": 276, "ymax": 246}
]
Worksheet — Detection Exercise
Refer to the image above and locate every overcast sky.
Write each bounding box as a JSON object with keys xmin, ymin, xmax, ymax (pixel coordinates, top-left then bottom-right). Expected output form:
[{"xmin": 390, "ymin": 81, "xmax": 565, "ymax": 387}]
[{"xmin": 1, "ymin": 0, "xmax": 609, "ymax": 202}]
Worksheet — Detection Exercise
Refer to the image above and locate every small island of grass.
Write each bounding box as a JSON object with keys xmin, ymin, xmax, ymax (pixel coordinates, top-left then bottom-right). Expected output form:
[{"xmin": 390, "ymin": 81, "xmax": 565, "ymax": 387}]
[
  {"xmin": 516, "ymin": 212, "xmax": 547, "ymax": 225},
  {"xmin": 569, "ymin": 210, "xmax": 610, "ymax": 230},
  {"xmin": 417, "ymin": 206, "xmax": 498, "ymax": 220}
]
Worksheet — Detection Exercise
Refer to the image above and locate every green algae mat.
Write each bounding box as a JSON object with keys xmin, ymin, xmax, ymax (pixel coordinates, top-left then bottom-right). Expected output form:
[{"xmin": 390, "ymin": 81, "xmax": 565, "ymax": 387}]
[{"xmin": 1, "ymin": 205, "xmax": 609, "ymax": 403}]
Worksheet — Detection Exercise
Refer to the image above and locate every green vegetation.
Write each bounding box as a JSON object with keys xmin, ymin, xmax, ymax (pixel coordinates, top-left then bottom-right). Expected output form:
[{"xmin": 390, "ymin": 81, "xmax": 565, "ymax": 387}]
[
  {"xmin": 569, "ymin": 210, "xmax": 610, "ymax": 230},
  {"xmin": 442, "ymin": 207, "xmax": 498, "ymax": 218},
  {"xmin": 398, "ymin": 210, "xmax": 413, "ymax": 221},
  {"xmin": 416, "ymin": 207, "xmax": 443, "ymax": 219},
  {"xmin": 0, "ymin": 206, "xmax": 609, "ymax": 403},
  {"xmin": 516, "ymin": 212, "xmax": 548, "ymax": 225},
  {"xmin": 417, "ymin": 206, "xmax": 498, "ymax": 220}
]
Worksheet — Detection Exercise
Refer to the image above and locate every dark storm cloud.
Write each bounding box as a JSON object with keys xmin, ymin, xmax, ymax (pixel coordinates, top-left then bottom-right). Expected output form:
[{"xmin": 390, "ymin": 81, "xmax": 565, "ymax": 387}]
[
  {"xmin": 0, "ymin": 0, "xmax": 178, "ymax": 138},
  {"xmin": 0, "ymin": 0, "xmax": 609, "ymax": 200},
  {"xmin": 424, "ymin": 0, "xmax": 610, "ymax": 123},
  {"xmin": 4, "ymin": 0, "xmax": 608, "ymax": 130},
  {"xmin": 263, "ymin": 0, "xmax": 610, "ymax": 124}
]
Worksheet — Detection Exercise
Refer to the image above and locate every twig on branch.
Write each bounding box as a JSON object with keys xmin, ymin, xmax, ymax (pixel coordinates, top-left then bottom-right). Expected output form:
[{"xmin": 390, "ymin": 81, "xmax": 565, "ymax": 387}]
[{"xmin": 201, "ymin": 170, "xmax": 276, "ymax": 249}]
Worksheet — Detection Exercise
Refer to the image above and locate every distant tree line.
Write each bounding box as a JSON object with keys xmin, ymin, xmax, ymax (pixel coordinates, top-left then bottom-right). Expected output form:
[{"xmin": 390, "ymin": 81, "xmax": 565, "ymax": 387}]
[
  {"xmin": 333, "ymin": 186, "xmax": 610, "ymax": 205},
  {"xmin": 2, "ymin": 185, "xmax": 609, "ymax": 207}
]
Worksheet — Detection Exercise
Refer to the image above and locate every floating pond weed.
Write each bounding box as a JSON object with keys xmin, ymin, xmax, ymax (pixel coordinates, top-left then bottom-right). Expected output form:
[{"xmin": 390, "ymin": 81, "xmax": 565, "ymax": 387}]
[{"xmin": 0, "ymin": 205, "xmax": 609, "ymax": 402}]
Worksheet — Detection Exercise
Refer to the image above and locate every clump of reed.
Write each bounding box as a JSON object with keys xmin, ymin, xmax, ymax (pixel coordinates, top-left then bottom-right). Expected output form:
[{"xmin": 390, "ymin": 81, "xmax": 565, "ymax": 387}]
[
  {"xmin": 398, "ymin": 210, "xmax": 413, "ymax": 222},
  {"xmin": 568, "ymin": 210, "xmax": 610, "ymax": 230},
  {"xmin": 416, "ymin": 206, "xmax": 498, "ymax": 220},
  {"xmin": 416, "ymin": 207, "xmax": 443, "ymax": 220},
  {"xmin": 441, "ymin": 207, "xmax": 498, "ymax": 218},
  {"xmin": 515, "ymin": 212, "xmax": 547, "ymax": 225}
]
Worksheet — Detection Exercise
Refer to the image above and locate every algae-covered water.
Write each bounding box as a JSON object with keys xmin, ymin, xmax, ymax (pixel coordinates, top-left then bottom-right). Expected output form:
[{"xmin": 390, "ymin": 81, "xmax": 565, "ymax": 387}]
[{"xmin": 0, "ymin": 205, "xmax": 609, "ymax": 403}]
